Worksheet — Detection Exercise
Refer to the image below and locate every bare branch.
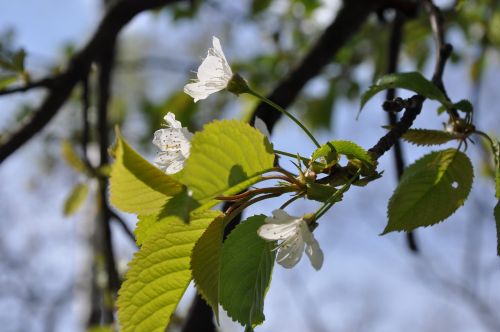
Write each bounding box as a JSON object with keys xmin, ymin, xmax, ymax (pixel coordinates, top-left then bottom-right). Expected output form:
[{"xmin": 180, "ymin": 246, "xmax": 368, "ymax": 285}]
[
  {"xmin": 0, "ymin": 78, "xmax": 55, "ymax": 96},
  {"xmin": 0, "ymin": 0, "xmax": 183, "ymax": 164}
]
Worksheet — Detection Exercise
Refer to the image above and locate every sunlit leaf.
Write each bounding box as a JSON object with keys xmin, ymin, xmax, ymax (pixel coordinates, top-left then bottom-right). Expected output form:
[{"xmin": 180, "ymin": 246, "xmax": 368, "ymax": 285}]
[
  {"xmin": 384, "ymin": 149, "xmax": 473, "ymax": 234},
  {"xmin": 180, "ymin": 120, "xmax": 275, "ymax": 207},
  {"xmin": 61, "ymin": 140, "xmax": 88, "ymax": 174},
  {"xmin": 109, "ymin": 129, "xmax": 183, "ymax": 215},
  {"xmin": 220, "ymin": 215, "xmax": 275, "ymax": 328},
  {"xmin": 117, "ymin": 211, "xmax": 219, "ymax": 332},
  {"xmin": 0, "ymin": 74, "xmax": 17, "ymax": 89}
]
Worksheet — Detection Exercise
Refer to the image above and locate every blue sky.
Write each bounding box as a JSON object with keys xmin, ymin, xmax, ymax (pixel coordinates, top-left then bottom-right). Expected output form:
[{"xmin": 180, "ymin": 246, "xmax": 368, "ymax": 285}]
[{"xmin": 0, "ymin": 1, "xmax": 499, "ymax": 331}]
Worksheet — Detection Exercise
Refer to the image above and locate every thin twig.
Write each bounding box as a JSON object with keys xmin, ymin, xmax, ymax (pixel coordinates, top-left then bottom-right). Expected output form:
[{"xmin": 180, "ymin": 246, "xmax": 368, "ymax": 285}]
[
  {"xmin": 0, "ymin": 77, "xmax": 55, "ymax": 96},
  {"xmin": 109, "ymin": 209, "xmax": 136, "ymax": 244}
]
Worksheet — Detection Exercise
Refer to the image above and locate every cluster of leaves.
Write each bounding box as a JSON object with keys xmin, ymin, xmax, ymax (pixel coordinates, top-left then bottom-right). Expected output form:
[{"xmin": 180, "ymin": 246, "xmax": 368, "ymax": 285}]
[
  {"xmin": 110, "ymin": 120, "xmax": 277, "ymax": 331},
  {"xmin": 106, "ymin": 52, "xmax": 500, "ymax": 330}
]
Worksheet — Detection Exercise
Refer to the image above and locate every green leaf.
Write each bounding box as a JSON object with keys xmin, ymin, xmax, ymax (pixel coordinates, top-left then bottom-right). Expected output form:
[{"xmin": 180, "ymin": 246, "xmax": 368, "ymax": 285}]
[
  {"xmin": 12, "ymin": 49, "xmax": 26, "ymax": 72},
  {"xmin": 0, "ymin": 74, "xmax": 18, "ymax": 89},
  {"xmin": 158, "ymin": 188, "xmax": 201, "ymax": 223},
  {"xmin": 452, "ymin": 99, "xmax": 473, "ymax": 113},
  {"xmin": 220, "ymin": 215, "xmax": 275, "ymax": 327},
  {"xmin": 310, "ymin": 142, "xmax": 338, "ymax": 171},
  {"xmin": 181, "ymin": 120, "xmax": 275, "ymax": 205},
  {"xmin": 328, "ymin": 140, "xmax": 373, "ymax": 167},
  {"xmin": 134, "ymin": 215, "xmax": 157, "ymax": 246},
  {"xmin": 61, "ymin": 140, "xmax": 88, "ymax": 174},
  {"xmin": 384, "ymin": 149, "xmax": 473, "ymax": 234},
  {"xmin": 402, "ymin": 129, "xmax": 458, "ymax": 146},
  {"xmin": 191, "ymin": 215, "xmax": 226, "ymax": 321},
  {"xmin": 117, "ymin": 211, "xmax": 218, "ymax": 332},
  {"xmin": 495, "ymin": 201, "xmax": 500, "ymax": 256},
  {"xmin": 359, "ymin": 72, "xmax": 448, "ymax": 112},
  {"xmin": 63, "ymin": 183, "xmax": 89, "ymax": 216},
  {"xmin": 306, "ymin": 182, "xmax": 338, "ymax": 202},
  {"xmin": 109, "ymin": 129, "xmax": 183, "ymax": 215}
]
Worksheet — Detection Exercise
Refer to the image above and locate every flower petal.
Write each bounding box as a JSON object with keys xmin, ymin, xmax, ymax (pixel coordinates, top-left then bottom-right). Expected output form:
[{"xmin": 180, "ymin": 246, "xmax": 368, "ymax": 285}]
[
  {"xmin": 163, "ymin": 112, "xmax": 182, "ymax": 128},
  {"xmin": 276, "ymin": 236, "xmax": 305, "ymax": 268},
  {"xmin": 305, "ymin": 239, "xmax": 324, "ymax": 270},
  {"xmin": 268, "ymin": 209, "xmax": 298, "ymax": 224},
  {"xmin": 184, "ymin": 81, "xmax": 224, "ymax": 103},
  {"xmin": 257, "ymin": 222, "xmax": 300, "ymax": 241},
  {"xmin": 197, "ymin": 56, "xmax": 227, "ymax": 82}
]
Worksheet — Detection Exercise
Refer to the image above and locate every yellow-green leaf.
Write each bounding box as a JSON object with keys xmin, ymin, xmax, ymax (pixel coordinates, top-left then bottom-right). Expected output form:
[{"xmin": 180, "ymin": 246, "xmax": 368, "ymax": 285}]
[
  {"xmin": 63, "ymin": 183, "xmax": 89, "ymax": 216},
  {"xmin": 109, "ymin": 129, "xmax": 182, "ymax": 215},
  {"xmin": 191, "ymin": 215, "xmax": 226, "ymax": 321},
  {"xmin": 61, "ymin": 140, "xmax": 88, "ymax": 174},
  {"xmin": 181, "ymin": 120, "xmax": 275, "ymax": 205},
  {"xmin": 384, "ymin": 149, "xmax": 473, "ymax": 234},
  {"xmin": 117, "ymin": 211, "xmax": 219, "ymax": 332}
]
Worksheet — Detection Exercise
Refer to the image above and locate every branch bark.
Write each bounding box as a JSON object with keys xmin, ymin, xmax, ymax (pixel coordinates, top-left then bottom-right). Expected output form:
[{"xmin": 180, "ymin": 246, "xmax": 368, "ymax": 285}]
[{"xmin": 0, "ymin": 0, "xmax": 183, "ymax": 164}]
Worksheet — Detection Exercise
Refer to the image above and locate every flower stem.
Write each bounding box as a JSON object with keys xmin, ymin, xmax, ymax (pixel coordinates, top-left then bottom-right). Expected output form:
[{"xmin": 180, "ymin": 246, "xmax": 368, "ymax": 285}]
[
  {"xmin": 247, "ymin": 89, "xmax": 320, "ymax": 148},
  {"xmin": 314, "ymin": 169, "xmax": 362, "ymax": 220}
]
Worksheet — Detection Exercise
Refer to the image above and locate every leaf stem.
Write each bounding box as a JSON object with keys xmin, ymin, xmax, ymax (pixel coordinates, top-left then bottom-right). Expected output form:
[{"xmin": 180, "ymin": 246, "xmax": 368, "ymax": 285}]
[{"xmin": 247, "ymin": 89, "xmax": 320, "ymax": 148}]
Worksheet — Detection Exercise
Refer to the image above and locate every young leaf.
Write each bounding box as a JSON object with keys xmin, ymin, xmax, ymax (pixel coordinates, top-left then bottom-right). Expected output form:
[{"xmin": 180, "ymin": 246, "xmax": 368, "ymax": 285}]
[
  {"xmin": 61, "ymin": 140, "xmax": 88, "ymax": 174},
  {"xmin": 109, "ymin": 129, "xmax": 183, "ymax": 215},
  {"xmin": 402, "ymin": 129, "xmax": 458, "ymax": 146},
  {"xmin": 310, "ymin": 142, "xmax": 337, "ymax": 165},
  {"xmin": 383, "ymin": 149, "xmax": 473, "ymax": 234},
  {"xmin": 191, "ymin": 215, "xmax": 226, "ymax": 321},
  {"xmin": 359, "ymin": 72, "xmax": 449, "ymax": 112},
  {"xmin": 117, "ymin": 211, "xmax": 218, "ymax": 332},
  {"xmin": 0, "ymin": 74, "xmax": 18, "ymax": 89},
  {"xmin": 63, "ymin": 183, "xmax": 89, "ymax": 216},
  {"xmin": 452, "ymin": 99, "xmax": 473, "ymax": 113},
  {"xmin": 181, "ymin": 120, "xmax": 275, "ymax": 205},
  {"xmin": 328, "ymin": 140, "xmax": 373, "ymax": 167},
  {"xmin": 220, "ymin": 215, "xmax": 275, "ymax": 328}
]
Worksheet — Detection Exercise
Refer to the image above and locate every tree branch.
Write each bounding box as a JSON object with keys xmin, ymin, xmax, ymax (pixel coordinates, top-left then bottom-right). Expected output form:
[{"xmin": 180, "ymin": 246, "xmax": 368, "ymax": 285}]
[
  {"xmin": 0, "ymin": 0, "xmax": 183, "ymax": 164},
  {"xmin": 97, "ymin": 42, "xmax": 120, "ymax": 297},
  {"xmin": 0, "ymin": 77, "xmax": 56, "ymax": 96},
  {"xmin": 251, "ymin": 1, "xmax": 379, "ymax": 131},
  {"xmin": 384, "ymin": 12, "xmax": 419, "ymax": 253}
]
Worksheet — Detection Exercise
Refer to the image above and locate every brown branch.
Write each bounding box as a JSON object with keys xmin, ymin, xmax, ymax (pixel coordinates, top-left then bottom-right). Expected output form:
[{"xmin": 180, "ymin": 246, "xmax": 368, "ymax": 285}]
[
  {"xmin": 369, "ymin": 0, "xmax": 454, "ymax": 160},
  {"xmin": 97, "ymin": 42, "xmax": 120, "ymax": 298},
  {"xmin": 0, "ymin": 77, "xmax": 56, "ymax": 96},
  {"xmin": 109, "ymin": 209, "xmax": 136, "ymax": 244},
  {"xmin": 251, "ymin": 1, "xmax": 381, "ymax": 131},
  {"xmin": 385, "ymin": 12, "xmax": 419, "ymax": 253},
  {"xmin": 0, "ymin": 0, "xmax": 183, "ymax": 164}
]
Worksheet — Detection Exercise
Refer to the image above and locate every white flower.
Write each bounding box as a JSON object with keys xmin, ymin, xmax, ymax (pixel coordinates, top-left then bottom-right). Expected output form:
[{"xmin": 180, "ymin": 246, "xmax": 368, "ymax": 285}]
[
  {"xmin": 152, "ymin": 112, "xmax": 193, "ymax": 174},
  {"xmin": 184, "ymin": 36, "xmax": 233, "ymax": 102},
  {"xmin": 257, "ymin": 209, "xmax": 324, "ymax": 270}
]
